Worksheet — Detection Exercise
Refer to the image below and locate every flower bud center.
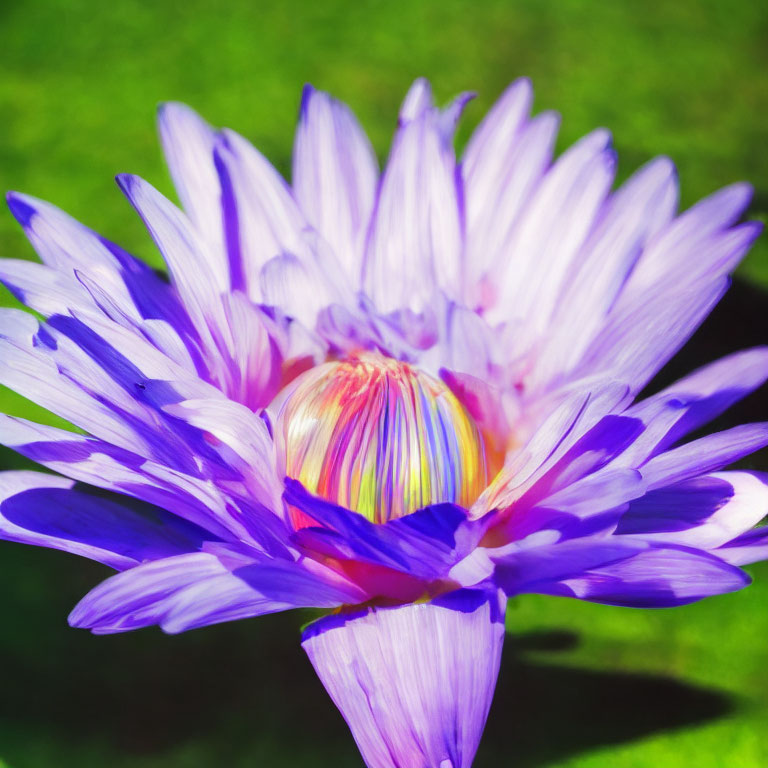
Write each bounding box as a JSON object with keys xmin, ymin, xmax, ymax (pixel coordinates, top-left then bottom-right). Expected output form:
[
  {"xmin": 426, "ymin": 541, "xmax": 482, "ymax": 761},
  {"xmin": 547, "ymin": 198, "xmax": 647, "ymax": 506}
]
[{"xmin": 275, "ymin": 354, "xmax": 488, "ymax": 523}]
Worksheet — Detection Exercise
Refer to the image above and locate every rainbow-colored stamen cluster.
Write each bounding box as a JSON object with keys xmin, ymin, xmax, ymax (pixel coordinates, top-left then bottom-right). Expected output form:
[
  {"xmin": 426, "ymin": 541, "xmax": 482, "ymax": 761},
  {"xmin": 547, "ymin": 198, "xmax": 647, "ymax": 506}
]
[{"xmin": 275, "ymin": 354, "xmax": 488, "ymax": 523}]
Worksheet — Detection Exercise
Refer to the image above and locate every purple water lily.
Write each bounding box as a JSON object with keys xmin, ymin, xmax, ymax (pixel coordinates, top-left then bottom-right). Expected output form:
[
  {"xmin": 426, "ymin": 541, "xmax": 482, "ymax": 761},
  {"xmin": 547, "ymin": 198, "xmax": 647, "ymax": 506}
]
[{"xmin": 1, "ymin": 77, "xmax": 767, "ymax": 767}]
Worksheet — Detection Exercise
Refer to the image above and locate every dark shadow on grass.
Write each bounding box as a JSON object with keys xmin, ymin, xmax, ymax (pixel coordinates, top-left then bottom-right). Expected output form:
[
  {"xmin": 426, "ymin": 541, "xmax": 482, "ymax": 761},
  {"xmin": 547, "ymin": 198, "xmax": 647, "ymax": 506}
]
[{"xmin": 476, "ymin": 633, "xmax": 733, "ymax": 768}]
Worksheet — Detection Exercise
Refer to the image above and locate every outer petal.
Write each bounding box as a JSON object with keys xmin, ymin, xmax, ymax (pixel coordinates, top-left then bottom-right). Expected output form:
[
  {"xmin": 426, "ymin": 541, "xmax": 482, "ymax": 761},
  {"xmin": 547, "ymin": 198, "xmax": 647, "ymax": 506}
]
[
  {"xmin": 69, "ymin": 550, "xmax": 366, "ymax": 634},
  {"xmin": 0, "ymin": 471, "xmax": 211, "ymax": 570},
  {"xmin": 214, "ymin": 128, "xmax": 308, "ymax": 297},
  {"xmin": 578, "ymin": 214, "xmax": 761, "ymax": 393},
  {"xmin": 639, "ymin": 424, "xmax": 768, "ymax": 489},
  {"xmin": 624, "ymin": 347, "xmax": 768, "ymax": 461},
  {"xmin": 489, "ymin": 537, "xmax": 748, "ymax": 607},
  {"xmin": 544, "ymin": 546, "xmax": 749, "ymax": 607},
  {"xmin": 4, "ymin": 193, "xmax": 201, "ymax": 371},
  {"xmin": 716, "ymin": 526, "xmax": 768, "ymax": 566},
  {"xmin": 615, "ymin": 471, "xmax": 768, "ymax": 550},
  {"xmin": 116, "ymin": 173, "xmax": 232, "ymax": 353},
  {"xmin": 293, "ymin": 85, "xmax": 378, "ymax": 284},
  {"xmin": 302, "ymin": 589, "xmax": 506, "ymax": 768},
  {"xmin": 530, "ymin": 156, "xmax": 679, "ymax": 389}
]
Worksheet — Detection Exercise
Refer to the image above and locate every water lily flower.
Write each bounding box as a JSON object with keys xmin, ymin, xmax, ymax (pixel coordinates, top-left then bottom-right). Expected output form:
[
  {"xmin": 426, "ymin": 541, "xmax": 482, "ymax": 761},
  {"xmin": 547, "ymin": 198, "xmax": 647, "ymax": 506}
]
[{"xmin": 1, "ymin": 78, "xmax": 767, "ymax": 768}]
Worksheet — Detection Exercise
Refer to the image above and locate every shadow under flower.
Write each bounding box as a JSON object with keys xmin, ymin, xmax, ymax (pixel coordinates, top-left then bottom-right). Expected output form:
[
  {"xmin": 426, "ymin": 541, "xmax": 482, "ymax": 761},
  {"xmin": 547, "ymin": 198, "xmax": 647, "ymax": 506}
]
[{"xmin": 476, "ymin": 630, "xmax": 733, "ymax": 768}]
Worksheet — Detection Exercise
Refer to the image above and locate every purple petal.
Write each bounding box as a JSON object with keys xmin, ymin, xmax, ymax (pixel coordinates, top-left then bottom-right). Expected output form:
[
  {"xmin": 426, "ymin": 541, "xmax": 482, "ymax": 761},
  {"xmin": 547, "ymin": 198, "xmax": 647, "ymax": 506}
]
[
  {"xmin": 285, "ymin": 480, "xmax": 487, "ymax": 583},
  {"xmin": 530, "ymin": 156, "xmax": 679, "ymax": 389},
  {"xmin": 464, "ymin": 110, "xmax": 559, "ymax": 299},
  {"xmin": 293, "ymin": 85, "xmax": 378, "ymax": 284},
  {"xmin": 716, "ymin": 526, "xmax": 768, "ymax": 566},
  {"xmin": 491, "ymin": 537, "xmax": 649, "ymax": 594},
  {"xmin": 437, "ymin": 91, "xmax": 476, "ymax": 144},
  {"xmin": 157, "ymin": 102, "xmax": 231, "ymax": 284},
  {"xmin": 616, "ymin": 471, "xmax": 768, "ymax": 550},
  {"xmin": 302, "ymin": 589, "xmax": 506, "ymax": 768},
  {"xmin": 580, "ymin": 195, "xmax": 762, "ymax": 391},
  {"xmin": 258, "ymin": 242, "xmax": 349, "ymax": 330},
  {"xmin": 462, "ymin": 78, "xmax": 533, "ymax": 187},
  {"xmin": 488, "ymin": 130, "xmax": 616, "ymax": 331},
  {"xmin": 4, "ymin": 193, "xmax": 200, "ymax": 363},
  {"xmin": 0, "ymin": 471, "xmax": 212, "ymax": 570},
  {"xmin": 0, "ymin": 414, "xmax": 230, "ymax": 538},
  {"xmin": 544, "ymin": 546, "xmax": 749, "ymax": 607},
  {"xmin": 622, "ymin": 183, "xmax": 754, "ymax": 292},
  {"xmin": 625, "ymin": 347, "xmax": 768, "ymax": 460},
  {"xmin": 116, "ymin": 173, "xmax": 232, "ymax": 351},
  {"xmin": 640, "ymin": 423, "xmax": 768, "ymax": 489},
  {"xmin": 213, "ymin": 128, "xmax": 308, "ymax": 294},
  {"xmin": 576, "ymin": 276, "xmax": 729, "ymax": 396},
  {"xmin": 481, "ymin": 378, "xmax": 632, "ymax": 513},
  {"xmin": 362, "ymin": 107, "xmax": 462, "ymax": 313},
  {"xmin": 69, "ymin": 549, "xmax": 363, "ymax": 634},
  {"xmin": 399, "ymin": 78, "xmax": 433, "ymax": 123}
]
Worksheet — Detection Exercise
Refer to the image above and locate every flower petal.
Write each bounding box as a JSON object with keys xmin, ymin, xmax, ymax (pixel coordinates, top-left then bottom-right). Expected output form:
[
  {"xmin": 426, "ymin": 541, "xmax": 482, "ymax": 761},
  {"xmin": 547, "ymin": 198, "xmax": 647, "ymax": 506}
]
[
  {"xmin": 716, "ymin": 526, "xmax": 768, "ymax": 566},
  {"xmin": 625, "ymin": 347, "xmax": 768, "ymax": 461},
  {"xmin": 0, "ymin": 470, "xmax": 212, "ymax": 570},
  {"xmin": 293, "ymin": 85, "xmax": 378, "ymax": 284},
  {"xmin": 545, "ymin": 546, "xmax": 749, "ymax": 607},
  {"xmin": 488, "ymin": 129, "xmax": 616, "ymax": 330},
  {"xmin": 530, "ymin": 156, "xmax": 679, "ymax": 389},
  {"xmin": 214, "ymin": 128, "xmax": 308, "ymax": 296},
  {"xmin": 640, "ymin": 423, "xmax": 768, "ymax": 489},
  {"xmin": 157, "ymin": 102, "xmax": 229, "ymax": 285},
  {"xmin": 615, "ymin": 471, "xmax": 768, "ymax": 550},
  {"xmin": 69, "ymin": 549, "xmax": 363, "ymax": 634},
  {"xmin": 302, "ymin": 589, "xmax": 506, "ymax": 768},
  {"xmin": 285, "ymin": 480, "xmax": 486, "ymax": 583},
  {"xmin": 362, "ymin": 106, "xmax": 462, "ymax": 313}
]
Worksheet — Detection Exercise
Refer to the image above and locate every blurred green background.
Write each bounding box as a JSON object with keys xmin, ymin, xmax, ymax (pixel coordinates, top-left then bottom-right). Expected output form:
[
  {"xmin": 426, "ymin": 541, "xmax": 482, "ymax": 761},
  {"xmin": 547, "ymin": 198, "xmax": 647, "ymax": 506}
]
[{"xmin": 0, "ymin": 1, "xmax": 766, "ymax": 766}]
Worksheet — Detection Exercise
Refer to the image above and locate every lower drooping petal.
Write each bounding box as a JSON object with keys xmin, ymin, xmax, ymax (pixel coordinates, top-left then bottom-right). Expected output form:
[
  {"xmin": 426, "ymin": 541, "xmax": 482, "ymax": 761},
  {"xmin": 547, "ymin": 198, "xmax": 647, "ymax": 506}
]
[
  {"xmin": 69, "ymin": 550, "xmax": 367, "ymax": 634},
  {"xmin": 540, "ymin": 546, "xmax": 749, "ymax": 607},
  {"xmin": 302, "ymin": 589, "xmax": 506, "ymax": 768}
]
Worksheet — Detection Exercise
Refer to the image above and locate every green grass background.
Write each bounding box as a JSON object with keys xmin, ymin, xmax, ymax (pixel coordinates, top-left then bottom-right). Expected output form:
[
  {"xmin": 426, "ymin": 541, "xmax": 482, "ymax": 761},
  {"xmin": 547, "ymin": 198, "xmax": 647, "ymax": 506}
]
[{"xmin": 0, "ymin": 1, "xmax": 766, "ymax": 766}]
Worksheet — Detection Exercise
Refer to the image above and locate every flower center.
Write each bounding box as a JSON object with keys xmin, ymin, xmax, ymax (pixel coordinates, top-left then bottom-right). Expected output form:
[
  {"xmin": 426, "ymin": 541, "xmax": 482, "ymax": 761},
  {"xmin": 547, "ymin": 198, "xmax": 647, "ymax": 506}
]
[{"xmin": 275, "ymin": 353, "xmax": 488, "ymax": 523}]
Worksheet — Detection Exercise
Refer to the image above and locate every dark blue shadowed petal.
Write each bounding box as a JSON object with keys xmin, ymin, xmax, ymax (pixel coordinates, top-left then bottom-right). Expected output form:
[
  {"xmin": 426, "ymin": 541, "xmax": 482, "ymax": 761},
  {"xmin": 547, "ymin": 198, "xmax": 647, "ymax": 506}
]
[
  {"xmin": 0, "ymin": 471, "xmax": 214, "ymax": 570},
  {"xmin": 616, "ymin": 471, "xmax": 768, "ymax": 550},
  {"xmin": 285, "ymin": 479, "xmax": 489, "ymax": 580}
]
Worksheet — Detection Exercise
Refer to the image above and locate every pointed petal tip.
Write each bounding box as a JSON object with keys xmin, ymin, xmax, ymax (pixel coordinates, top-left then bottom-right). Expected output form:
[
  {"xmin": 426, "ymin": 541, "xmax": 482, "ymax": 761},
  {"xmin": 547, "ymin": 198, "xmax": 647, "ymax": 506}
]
[
  {"xmin": 500, "ymin": 76, "xmax": 534, "ymax": 109},
  {"xmin": 114, "ymin": 172, "xmax": 141, "ymax": 197},
  {"xmin": 591, "ymin": 126, "xmax": 613, "ymax": 149},
  {"xmin": 6, "ymin": 191, "xmax": 37, "ymax": 228},
  {"xmin": 400, "ymin": 77, "xmax": 434, "ymax": 123},
  {"xmin": 157, "ymin": 100, "xmax": 203, "ymax": 121},
  {"xmin": 701, "ymin": 180, "xmax": 754, "ymax": 218},
  {"xmin": 651, "ymin": 154, "xmax": 677, "ymax": 176},
  {"xmin": 299, "ymin": 83, "xmax": 317, "ymax": 116}
]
